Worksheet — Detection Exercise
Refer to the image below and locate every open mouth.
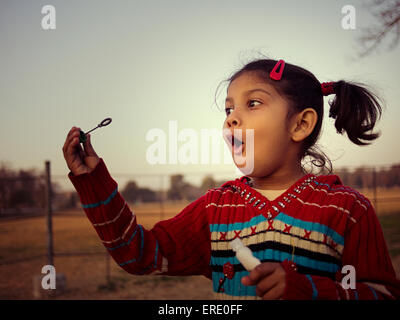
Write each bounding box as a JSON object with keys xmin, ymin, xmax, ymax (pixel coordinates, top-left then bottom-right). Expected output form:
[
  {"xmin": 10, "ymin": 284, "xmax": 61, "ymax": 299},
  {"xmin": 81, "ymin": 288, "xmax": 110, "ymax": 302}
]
[
  {"xmin": 226, "ymin": 133, "xmax": 245, "ymax": 155},
  {"xmin": 232, "ymin": 136, "xmax": 244, "ymax": 154}
]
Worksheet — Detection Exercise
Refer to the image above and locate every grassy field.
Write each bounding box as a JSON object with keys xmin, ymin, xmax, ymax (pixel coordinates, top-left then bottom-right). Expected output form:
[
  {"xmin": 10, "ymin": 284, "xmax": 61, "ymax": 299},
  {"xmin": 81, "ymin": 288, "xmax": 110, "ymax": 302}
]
[
  {"xmin": 0, "ymin": 201, "xmax": 213, "ymax": 300},
  {"xmin": 0, "ymin": 192, "xmax": 399, "ymax": 300}
]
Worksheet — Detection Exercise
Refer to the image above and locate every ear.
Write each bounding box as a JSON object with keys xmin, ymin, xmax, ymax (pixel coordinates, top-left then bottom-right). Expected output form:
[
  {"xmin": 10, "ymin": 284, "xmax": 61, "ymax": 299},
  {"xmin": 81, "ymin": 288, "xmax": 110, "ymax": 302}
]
[{"xmin": 289, "ymin": 108, "xmax": 318, "ymax": 142}]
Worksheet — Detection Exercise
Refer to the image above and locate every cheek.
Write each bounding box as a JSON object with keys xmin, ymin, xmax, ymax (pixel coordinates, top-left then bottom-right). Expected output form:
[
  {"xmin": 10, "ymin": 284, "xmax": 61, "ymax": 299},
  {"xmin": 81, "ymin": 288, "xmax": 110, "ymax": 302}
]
[
  {"xmin": 251, "ymin": 127, "xmax": 290, "ymax": 173},
  {"xmin": 255, "ymin": 121, "xmax": 290, "ymax": 152}
]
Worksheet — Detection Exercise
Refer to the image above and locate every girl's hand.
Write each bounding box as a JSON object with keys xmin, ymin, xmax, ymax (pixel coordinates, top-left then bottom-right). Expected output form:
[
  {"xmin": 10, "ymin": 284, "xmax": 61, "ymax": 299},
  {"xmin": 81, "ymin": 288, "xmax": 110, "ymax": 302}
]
[
  {"xmin": 62, "ymin": 126, "xmax": 100, "ymax": 176},
  {"xmin": 241, "ymin": 262, "xmax": 286, "ymax": 300}
]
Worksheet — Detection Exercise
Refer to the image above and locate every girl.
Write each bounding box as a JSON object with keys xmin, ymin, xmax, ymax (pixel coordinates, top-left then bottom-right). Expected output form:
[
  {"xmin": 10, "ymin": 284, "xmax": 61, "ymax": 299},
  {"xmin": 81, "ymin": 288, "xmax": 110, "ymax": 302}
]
[{"xmin": 63, "ymin": 58, "xmax": 400, "ymax": 300}]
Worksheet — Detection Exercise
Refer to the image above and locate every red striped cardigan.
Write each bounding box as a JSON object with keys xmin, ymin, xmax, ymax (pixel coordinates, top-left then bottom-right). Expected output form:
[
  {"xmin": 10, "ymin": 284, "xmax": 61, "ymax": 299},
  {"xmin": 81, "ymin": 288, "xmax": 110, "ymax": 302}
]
[{"xmin": 68, "ymin": 158, "xmax": 400, "ymax": 299}]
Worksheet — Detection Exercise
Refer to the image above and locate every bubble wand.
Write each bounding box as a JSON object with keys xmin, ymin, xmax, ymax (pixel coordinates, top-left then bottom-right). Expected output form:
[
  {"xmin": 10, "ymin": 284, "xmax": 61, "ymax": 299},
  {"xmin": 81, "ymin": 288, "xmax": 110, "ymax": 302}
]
[{"xmin": 79, "ymin": 118, "xmax": 112, "ymax": 143}]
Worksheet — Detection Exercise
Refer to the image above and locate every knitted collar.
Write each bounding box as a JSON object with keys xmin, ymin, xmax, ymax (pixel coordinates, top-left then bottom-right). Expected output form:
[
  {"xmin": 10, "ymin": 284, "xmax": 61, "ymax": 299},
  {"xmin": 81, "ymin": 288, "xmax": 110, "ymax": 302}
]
[{"xmin": 221, "ymin": 173, "xmax": 318, "ymax": 220}]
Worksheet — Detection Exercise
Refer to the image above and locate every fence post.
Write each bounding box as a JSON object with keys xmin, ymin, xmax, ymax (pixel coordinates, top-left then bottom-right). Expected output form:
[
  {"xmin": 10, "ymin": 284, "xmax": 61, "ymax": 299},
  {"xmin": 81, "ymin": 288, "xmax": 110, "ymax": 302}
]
[
  {"xmin": 33, "ymin": 160, "xmax": 66, "ymax": 299},
  {"xmin": 45, "ymin": 160, "xmax": 54, "ymax": 266}
]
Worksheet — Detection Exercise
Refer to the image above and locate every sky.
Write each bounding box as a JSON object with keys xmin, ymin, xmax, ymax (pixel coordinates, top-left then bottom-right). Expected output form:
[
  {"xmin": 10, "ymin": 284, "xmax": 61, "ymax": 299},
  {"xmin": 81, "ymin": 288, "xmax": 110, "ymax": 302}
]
[{"xmin": 0, "ymin": 0, "xmax": 399, "ymax": 191}]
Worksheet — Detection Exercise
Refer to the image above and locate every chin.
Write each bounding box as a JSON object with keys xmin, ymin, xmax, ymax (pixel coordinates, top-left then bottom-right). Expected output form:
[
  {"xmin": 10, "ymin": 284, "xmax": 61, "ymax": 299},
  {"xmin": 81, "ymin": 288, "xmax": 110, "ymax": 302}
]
[
  {"xmin": 242, "ymin": 166, "xmax": 274, "ymax": 178},
  {"xmin": 232, "ymin": 154, "xmax": 259, "ymax": 176}
]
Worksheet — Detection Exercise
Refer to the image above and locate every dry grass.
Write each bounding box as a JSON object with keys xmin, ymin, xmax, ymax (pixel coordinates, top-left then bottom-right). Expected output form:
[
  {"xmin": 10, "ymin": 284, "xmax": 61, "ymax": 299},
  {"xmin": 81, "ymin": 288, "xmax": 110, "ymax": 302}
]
[
  {"xmin": 0, "ymin": 192, "xmax": 399, "ymax": 300},
  {"xmin": 0, "ymin": 201, "xmax": 214, "ymax": 300}
]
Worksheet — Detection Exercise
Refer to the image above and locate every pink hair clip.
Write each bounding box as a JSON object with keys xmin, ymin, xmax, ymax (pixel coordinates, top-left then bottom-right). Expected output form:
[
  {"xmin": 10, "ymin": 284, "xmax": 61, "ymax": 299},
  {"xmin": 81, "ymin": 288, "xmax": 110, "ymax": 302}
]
[{"xmin": 270, "ymin": 59, "xmax": 285, "ymax": 81}]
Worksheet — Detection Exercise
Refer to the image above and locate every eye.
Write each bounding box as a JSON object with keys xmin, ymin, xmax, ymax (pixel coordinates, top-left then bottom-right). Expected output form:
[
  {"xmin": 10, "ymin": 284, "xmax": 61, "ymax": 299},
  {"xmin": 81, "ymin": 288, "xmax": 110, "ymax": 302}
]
[
  {"xmin": 248, "ymin": 100, "xmax": 262, "ymax": 107},
  {"xmin": 225, "ymin": 107, "xmax": 233, "ymax": 116}
]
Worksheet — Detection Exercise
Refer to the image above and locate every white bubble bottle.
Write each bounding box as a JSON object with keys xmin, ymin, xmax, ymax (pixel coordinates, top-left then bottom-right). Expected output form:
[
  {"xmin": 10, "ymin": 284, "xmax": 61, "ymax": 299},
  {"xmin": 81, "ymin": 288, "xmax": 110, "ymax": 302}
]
[{"xmin": 229, "ymin": 238, "xmax": 261, "ymax": 271}]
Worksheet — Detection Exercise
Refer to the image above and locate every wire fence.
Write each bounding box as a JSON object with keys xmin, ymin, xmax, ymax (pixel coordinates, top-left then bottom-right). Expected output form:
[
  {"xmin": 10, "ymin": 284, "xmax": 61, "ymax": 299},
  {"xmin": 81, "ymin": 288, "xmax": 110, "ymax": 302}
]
[{"xmin": 0, "ymin": 160, "xmax": 399, "ymax": 298}]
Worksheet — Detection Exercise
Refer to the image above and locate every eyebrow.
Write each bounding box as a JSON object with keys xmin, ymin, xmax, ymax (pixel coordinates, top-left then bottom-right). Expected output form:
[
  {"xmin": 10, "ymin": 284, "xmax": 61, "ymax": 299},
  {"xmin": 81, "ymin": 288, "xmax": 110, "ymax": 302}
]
[{"xmin": 225, "ymin": 88, "xmax": 272, "ymax": 103}]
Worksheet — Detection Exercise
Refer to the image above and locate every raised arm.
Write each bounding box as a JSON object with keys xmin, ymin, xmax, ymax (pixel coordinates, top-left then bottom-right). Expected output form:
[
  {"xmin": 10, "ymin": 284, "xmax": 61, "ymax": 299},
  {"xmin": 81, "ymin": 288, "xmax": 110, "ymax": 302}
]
[
  {"xmin": 68, "ymin": 158, "xmax": 211, "ymax": 277},
  {"xmin": 63, "ymin": 126, "xmax": 211, "ymax": 278}
]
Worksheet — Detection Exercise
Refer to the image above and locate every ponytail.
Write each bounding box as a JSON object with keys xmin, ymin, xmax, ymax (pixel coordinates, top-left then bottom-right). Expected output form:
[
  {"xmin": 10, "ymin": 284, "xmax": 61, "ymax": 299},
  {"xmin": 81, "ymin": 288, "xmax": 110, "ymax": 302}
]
[{"xmin": 328, "ymin": 81, "xmax": 383, "ymax": 145}]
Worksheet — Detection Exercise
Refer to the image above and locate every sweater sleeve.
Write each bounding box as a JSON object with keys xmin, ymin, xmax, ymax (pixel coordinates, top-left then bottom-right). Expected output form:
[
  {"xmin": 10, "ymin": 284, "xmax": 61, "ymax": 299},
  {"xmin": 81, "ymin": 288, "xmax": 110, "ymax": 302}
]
[
  {"xmin": 68, "ymin": 158, "xmax": 211, "ymax": 278},
  {"xmin": 281, "ymin": 203, "xmax": 400, "ymax": 300}
]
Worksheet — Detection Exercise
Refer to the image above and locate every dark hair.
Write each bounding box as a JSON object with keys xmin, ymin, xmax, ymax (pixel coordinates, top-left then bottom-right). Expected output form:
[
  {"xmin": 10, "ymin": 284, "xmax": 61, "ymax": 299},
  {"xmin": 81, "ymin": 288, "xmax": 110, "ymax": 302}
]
[{"xmin": 216, "ymin": 58, "xmax": 383, "ymax": 173}]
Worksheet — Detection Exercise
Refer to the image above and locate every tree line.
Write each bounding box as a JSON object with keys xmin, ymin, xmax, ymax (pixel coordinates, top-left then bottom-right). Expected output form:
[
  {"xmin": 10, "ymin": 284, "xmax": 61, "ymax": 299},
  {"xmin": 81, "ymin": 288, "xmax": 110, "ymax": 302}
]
[
  {"xmin": 0, "ymin": 162, "xmax": 399, "ymax": 214},
  {"xmin": 333, "ymin": 164, "xmax": 400, "ymax": 189}
]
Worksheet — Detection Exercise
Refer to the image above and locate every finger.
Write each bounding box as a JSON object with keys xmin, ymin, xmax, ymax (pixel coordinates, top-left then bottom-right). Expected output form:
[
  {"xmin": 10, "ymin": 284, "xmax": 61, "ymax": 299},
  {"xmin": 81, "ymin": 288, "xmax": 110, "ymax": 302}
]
[
  {"xmin": 66, "ymin": 127, "xmax": 79, "ymax": 141},
  {"xmin": 66, "ymin": 135, "xmax": 82, "ymax": 157},
  {"xmin": 83, "ymin": 134, "xmax": 98, "ymax": 157},
  {"xmin": 241, "ymin": 263, "xmax": 279, "ymax": 286},
  {"xmin": 63, "ymin": 127, "xmax": 80, "ymax": 153},
  {"xmin": 247, "ymin": 263, "xmax": 279, "ymax": 284},
  {"xmin": 261, "ymin": 282, "xmax": 285, "ymax": 300},
  {"xmin": 63, "ymin": 127, "xmax": 75, "ymax": 153},
  {"xmin": 67, "ymin": 130, "xmax": 80, "ymax": 147},
  {"xmin": 64, "ymin": 133, "xmax": 80, "ymax": 156},
  {"xmin": 241, "ymin": 275, "xmax": 255, "ymax": 286},
  {"xmin": 255, "ymin": 271, "xmax": 280, "ymax": 297}
]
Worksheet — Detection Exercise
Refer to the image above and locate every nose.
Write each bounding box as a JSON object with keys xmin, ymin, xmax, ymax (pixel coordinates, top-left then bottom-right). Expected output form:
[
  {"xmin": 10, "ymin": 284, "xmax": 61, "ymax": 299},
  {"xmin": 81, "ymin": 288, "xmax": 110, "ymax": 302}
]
[{"xmin": 226, "ymin": 111, "xmax": 241, "ymax": 128}]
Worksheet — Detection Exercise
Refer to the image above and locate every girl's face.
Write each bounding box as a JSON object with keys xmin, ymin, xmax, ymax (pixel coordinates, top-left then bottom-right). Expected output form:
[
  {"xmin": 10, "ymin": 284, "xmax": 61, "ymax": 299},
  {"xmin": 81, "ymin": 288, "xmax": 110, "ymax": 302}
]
[{"xmin": 223, "ymin": 72, "xmax": 295, "ymax": 178}]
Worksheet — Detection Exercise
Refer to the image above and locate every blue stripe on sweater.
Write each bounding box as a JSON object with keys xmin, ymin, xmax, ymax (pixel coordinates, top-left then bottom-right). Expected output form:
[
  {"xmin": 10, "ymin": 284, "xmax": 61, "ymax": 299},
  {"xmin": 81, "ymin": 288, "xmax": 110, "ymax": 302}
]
[
  {"xmin": 82, "ymin": 187, "xmax": 118, "ymax": 209},
  {"xmin": 118, "ymin": 225, "xmax": 144, "ymax": 267},
  {"xmin": 138, "ymin": 225, "xmax": 144, "ymax": 260},
  {"xmin": 276, "ymin": 213, "xmax": 344, "ymax": 246},
  {"xmin": 209, "ymin": 212, "xmax": 344, "ymax": 246},
  {"xmin": 306, "ymin": 275, "xmax": 318, "ymax": 300},
  {"xmin": 368, "ymin": 286, "xmax": 378, "ymax": 300},
  {"xmin": 119, "ymin": 257, "xmax": 137, "ymax": 267},
  {"xmin": 312, "ymin": 181, "xmax": 331, "ymax": 189},
  {"xmin": 154, "ymin": 240, "xmax": 159, "ymax": 269},
  {"xmin": 209, "ymin": 214, "xmax": 267, "ymax": 233},
  {"xmin": 211, "ymin": 249, "xmax": 340, "ymax": 274},
  {"xmin": 107, "ymin": 224, "xmax": 139, "ymax": 251}
]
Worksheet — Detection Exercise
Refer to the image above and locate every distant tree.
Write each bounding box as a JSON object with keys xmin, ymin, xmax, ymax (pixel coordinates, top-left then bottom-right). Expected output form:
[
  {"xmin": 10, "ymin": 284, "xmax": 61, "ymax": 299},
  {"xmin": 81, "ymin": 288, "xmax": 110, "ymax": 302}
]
[
  {"xmin": 348, "ymin": 167, "xmax": 366, "ymax": 189},
  {"xmin": 167, "ymin": 174, "xmax": 186, "ymax": 201},
  {"xmin": 183, "ymin": 184, "xmax": 203, "ymax": 201},
  {"xmin": 167, "ymin": 174, "xmax": 202, "ymax": 201},
  {"xmin": 384, "ymin": 164, "xmax": 400, "ymax": 187},
  {"xmin": 200, "ymin": 175, "xmax": 217, "ymax": 193},
  {"xmin": 8, "ymin": 169, "xmax": 39, "ymax": 208},
  {"xmin": 9, "ymin": 189, "xmax": 34, "ymax": 207},
  {"xmin": 59, "ymin": 192, "xmax": 79, "ymax": 210},
  {"xmin": 0, "ymin": 162, "xmax": 15, "ymax": 213},
  {"xmin": 0, "ymin": 163, "xmax": 49, "ymax": 213},
  {"xmin": 358, "ymin": 0, "xmax": 400, "ymax": 56},
  {"xmin": 121, "ymin": 180, "xmax": 138, "ymax": 203},
  {"xmin": 136, "ymin": 187, "xmax": 157, "ymax": 203},
  {"xmin": 121, "ymin": 180, "xmax": 161, "ymax": 204},
  {"xmin": 334, "ymin": 167, "xmax": 350, "ymax": 186}
]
